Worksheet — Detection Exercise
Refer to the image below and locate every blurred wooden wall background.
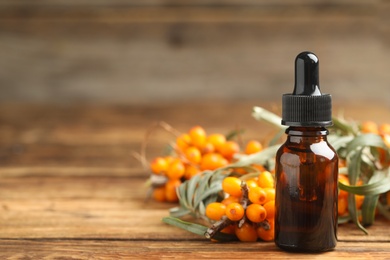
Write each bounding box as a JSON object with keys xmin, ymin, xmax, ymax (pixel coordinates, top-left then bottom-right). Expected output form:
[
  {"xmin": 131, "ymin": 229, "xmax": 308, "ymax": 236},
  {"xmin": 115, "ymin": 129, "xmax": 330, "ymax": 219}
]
[{"xmin": 0, "ymin": 0, "xmax": 389, "ymax": 105}]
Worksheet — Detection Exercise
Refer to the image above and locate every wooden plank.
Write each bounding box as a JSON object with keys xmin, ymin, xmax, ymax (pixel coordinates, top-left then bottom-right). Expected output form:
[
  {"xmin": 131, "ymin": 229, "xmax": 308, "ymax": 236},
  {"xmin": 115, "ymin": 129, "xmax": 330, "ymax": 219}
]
[
  {"xmin": 0, "ymin": 175, "xmax": 388, "ymax": 241},
  {"xmin": 0, "ymin": 240, "xmax": 389, "ymax": 259}
]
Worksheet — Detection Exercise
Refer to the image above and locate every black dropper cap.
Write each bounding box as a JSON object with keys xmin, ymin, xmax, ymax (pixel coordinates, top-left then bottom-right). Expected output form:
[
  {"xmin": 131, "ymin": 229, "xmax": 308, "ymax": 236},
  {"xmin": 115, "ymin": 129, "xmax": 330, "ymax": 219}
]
[{"xmin": 281, "ymin": 51, "xmax": 332, "ymax": 127}]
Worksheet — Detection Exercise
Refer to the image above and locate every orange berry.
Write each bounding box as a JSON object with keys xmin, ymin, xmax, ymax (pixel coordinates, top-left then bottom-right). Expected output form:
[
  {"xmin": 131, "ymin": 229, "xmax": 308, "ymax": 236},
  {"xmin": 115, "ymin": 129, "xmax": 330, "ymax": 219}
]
[
  {"xmin": 189, "ymin": 126, "xmax": 207, "ymax": 149},
  {"xmin": 166, "ymin": 159, "xmax": 185, "ymax": 179},
  {"xmin": 361, "ymin": 121, "xmax": 378, "ymax": 134},
  {"xmin": 222, "ymin": 177, "xmax": 243, "ymax": 197},
  {"xmin": 184, "ymin": 146, "xmax": 202, "ymax": 164},
  {"xmin": 338, "ymin": 175, "xmax": 350, "ymax": 198},
  {"xmin": 176, "ymin": 133, "xmax": 191, "ymax": 151},
  {"xmin": 257, "ymin": 171, "xmax": 275, "ymax": 188},
  {"xmin": 165, "ymin": 179, "xmax": 181, "ymax": 202},
  {"xmin": 225, "ymin": 202, "xmax": 244, "ymax": 221},
  {"xmin": 184, "ymin": 164, "xmax": 199, "ymax": 180},
  {"xmin": 263, "ymin": 200, "xmax": 275, "ymax": 219},
  {"xmin": 263, "ymin": 188, "xmax": 275, "ymax": 204},
  {"xmin": 221, "ymin": 196, "xmax": 240, "ymax": 206},
  {"xmin": 379, "ymin": 123, "xmax": 390, "ymax": 135},
  {"xmin": 245, "ymin": 179, "xmax": 259, "ymax": 189},
  {"xmin": 219, "ymin": 141, "xmax": 240, "ymax": 160},
  {"xmin": 257, "ymin": 219, "xmax": 274, "ymax": 241},
  {"xmin": 150, "ymin": 157, "xmax": 168, "ymax": 174},
  {"xmin": 248, "ymin": 187, "xmax": 267, "ymax": 205},
  {"xmin": 235, "ymin": 222, "xmax": 258, "ymax": 242},
  {"xmin": 246, "ymin": 204, "xmax": 267, "ymax": 223},
  {"xmin": 152, "ymin": 186, "xmax": 166, "ymax": 202},
  {"xmin": 205, "ymin": 202, "xmax": 227, "ymax": 221},
  {"xmin": 200, "ymin": 153, "xmax": 228, "ymax": 170},
  {"xmin": 221, "ymin": 224, "xmax": 235, "ymax": 234},
  {"xmin": 338, "ymin": 196, "xmax": 348, "ymax": 216},
  {"xmin": 202, "ymin": 142, "xmax": 215, "ymax": 154},
  {"xmin": 245, "ymin": 140, "xmax": 263, "ymax": 154},
  {"xmin": 356, "ymin": 194, "xmax": 364, "ymax": 209},
  {"xmin": 207, "ymin": 133, "xmax": 226, "ymax": 152}
]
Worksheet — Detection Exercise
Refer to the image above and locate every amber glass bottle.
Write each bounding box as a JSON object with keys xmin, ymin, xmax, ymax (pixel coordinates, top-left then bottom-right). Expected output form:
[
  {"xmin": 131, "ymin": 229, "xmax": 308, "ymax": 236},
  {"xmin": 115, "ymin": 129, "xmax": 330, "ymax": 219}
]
[{"xmin": 275, "ymin": 52, "xmax": 338, "ymax": 252}]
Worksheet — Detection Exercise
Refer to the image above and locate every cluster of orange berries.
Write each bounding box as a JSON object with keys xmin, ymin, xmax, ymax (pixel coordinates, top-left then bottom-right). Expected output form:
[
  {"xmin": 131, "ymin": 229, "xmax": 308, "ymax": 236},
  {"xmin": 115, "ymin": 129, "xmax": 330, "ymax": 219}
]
[
  {"xmin": 150, "ymin": 126, "xmax": 263, "ymax": 203},
  {"xmin": 205, "ymin": 171, "xmax": 275, "ymax": 242}
]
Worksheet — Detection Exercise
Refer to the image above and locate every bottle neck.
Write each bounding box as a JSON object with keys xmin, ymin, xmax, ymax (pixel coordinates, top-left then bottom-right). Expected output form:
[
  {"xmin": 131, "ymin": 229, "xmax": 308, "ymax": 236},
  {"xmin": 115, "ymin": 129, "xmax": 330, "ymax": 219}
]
[
  {"xmin": 285, "ymin": 126, "xmax": 328, "ymax": 144},
  {"xmin": 286, "ymin": 126, "xmax": 328, "ymax": 136}
]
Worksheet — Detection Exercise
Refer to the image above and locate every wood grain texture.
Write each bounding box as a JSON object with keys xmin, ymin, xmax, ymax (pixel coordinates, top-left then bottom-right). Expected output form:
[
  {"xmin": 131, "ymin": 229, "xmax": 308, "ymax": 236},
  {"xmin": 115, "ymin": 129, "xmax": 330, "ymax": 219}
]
[
  {"xmin": 0, "ymin": 1, "xmax": 388, "ymax": 105},
  {"xmin": 0, "ymin": 103, "xmax": 389, "ymax": 258}
]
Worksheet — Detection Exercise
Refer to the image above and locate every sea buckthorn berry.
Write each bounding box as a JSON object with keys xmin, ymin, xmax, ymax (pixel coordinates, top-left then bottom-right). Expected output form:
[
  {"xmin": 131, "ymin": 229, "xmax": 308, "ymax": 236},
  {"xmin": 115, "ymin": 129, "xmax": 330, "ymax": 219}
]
[
  {"xmin": 184, "ymin": 146, "xmax": 202, "ymax": 164},
  {"xmin": 361, "ymin": 121, "xmax": 379, "ymax": 134},
  {"xmin": 245, "ymin": 179, "xmax": 258, "ymax": 190},
  {"xmin": 248, "ymin": 187, "xmax": 267, "ymax": 205},
  {"xmin": 202, "ymin": 142, "xmax": 215, "ymax": 154},
  {"xmin": 184, "ymin": 164, "xmax": 199, "ymax": 180},
  {"xmin": 246, "ymin": 204, "xmax": 267, "ymax": 223},
  {"xmin": 245, "ymin": 140, "xmax": 263, "ymax": 155},
  {"xmin": 225, "ymin": 202, "xmax": 245, "ymax": 221},
  {"xmin": 379, "ymin": 123, "xmax": 390, "ymax": 135},
  {"xmin": 263, "ymin": 188, "xmax": 275, "ymax": 204},
  {"xmin": 222, "ymin": 177, "xmax": 243, "ymax": 197},
  {"xmin": 257, "ymin": 219, "xmax": 275, "ymax": 241},
  {"xmin": 205, "ymin": 202, "xmax": 227, "ymax": 221},
  {"xmin": 200, "ymin": 153, "xmax": 228, "ymax": 170},
  {"xmin": 221, "ymin": 224, "xmax": 235, "ymax": 234},
  {"xmin": 176, "ymin": 133, "xmax": 191, "ymax": 151},
  {"xmin": 189, "ymin": 126, "xmax": 207, "ymax": 149},
  {"xmin": 221, "ymin": 196, "xmax": 240, "ymax": 206},
  {"xmin": 164, "ymin": 156, "xmax": 175, "ymax": 165},
  {"xmin": 257, "ymin": 171, "xmax": 275, "ymax": 188},
  {"xmin": 338, "ymin": 196, "xmax": 348, "ymax": 216},
  {"xmin": 338, "ymin": 175, "xmax": 350, "ymax": 198},
  {"xmin": 219, "ymin": 141, "xmax": 240, "ymax": 160},
  {"xmin": 207, "ymin": 133, "xmax": 226, "ymax": 152},
  {"xmin": 263, "ymin": 200, "xmax": 275, "ymax": 219},
  {"xmin": 166, "ymin": 159, "xmax": 185, "ymax": 180},
  {"xmin": 356, "ymin": 194, "xmax": 364, "ymax": 209},
  {"xmin": 150, "ymin": 157, "xmax": 168, "ymax": 174},
  {"xmin": 152, "ymin": 186, "xmax": 166, "ymax": 202},
  {"xmin": 165, "ymin": 179, "xmax": 181, "ymax": 202},
  {"xmin": 235, "ymin": 222, "xmax": 258, "ymax": 242}
]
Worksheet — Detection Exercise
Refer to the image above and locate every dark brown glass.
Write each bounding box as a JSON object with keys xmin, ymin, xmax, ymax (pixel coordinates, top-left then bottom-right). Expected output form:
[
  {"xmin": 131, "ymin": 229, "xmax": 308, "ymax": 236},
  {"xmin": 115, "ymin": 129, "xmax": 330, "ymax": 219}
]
[{"xmin": 275, "ymin": 127, "xmax": 338, "ymax": 252}]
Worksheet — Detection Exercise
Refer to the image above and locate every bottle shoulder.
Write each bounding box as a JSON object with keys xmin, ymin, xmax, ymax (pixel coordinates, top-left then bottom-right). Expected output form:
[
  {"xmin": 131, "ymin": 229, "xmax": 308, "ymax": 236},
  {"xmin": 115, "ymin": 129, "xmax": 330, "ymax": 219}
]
[{"xmin": 277, "ymin": 140, "xmax": 338, "ymax": 161}]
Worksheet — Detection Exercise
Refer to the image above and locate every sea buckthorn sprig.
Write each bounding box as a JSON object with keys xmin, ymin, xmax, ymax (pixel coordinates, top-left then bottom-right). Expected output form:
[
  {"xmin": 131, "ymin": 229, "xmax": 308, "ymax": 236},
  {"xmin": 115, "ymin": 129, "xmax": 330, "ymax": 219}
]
[{"xmin": 148, "ymin": 125, "xmax": 267, "ymax": 203}]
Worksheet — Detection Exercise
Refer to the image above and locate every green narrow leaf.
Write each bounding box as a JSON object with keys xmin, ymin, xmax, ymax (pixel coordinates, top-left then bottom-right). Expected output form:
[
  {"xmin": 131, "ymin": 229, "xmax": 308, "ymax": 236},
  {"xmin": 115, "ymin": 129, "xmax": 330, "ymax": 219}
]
[
  {"xmin": 186, "ymin": 173, "xmax": 201, "ymax": 207},
  {"xmin": 347, "ymin": 193, "xmax": 368, "ymax": 234},
  {"xmin": 338, "ymin": 175, "xmax": 390, "ymax": 196},
  {"xmin": 268, "ymin": 128, "xmax": 285, "ymax": 146},
  {"xmin": 177, "ymin": 181, "xmax": 189, "ymax": 209},
  {"xmin": 194, "ymin": 182, "xmax": 222, "ymax": 208},
  {"xmin": 232, "ymin": 145, "xmax": 280, "ymax": 168},
  {"xmin": 225, "ymin": 129, "xmax": 245, "ymax": 141},
  {"xmin": 162, "ymin": 216, "xmax": 237, "ymax": 241},
  {"xmin": 346, "ymin": 134, "xmax": 387, "ymax": 155},
  {"xmin": 169, "ymin": 207, "xmax": 192, "ymax": 218},
  {"xmin": 361, "ymin": 194, "xmax": 379, "ymax": 226},
  {"xmin": 252, "ymin": 106, "xmax": 285, "ymax": 129}
]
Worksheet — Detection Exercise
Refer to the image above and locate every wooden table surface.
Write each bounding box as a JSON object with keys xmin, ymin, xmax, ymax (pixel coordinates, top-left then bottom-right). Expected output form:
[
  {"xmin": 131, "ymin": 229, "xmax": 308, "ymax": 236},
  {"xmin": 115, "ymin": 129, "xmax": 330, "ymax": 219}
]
[{"xmin": 1, "ymin": 102, "xmax": 389, "ymax": 259}]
